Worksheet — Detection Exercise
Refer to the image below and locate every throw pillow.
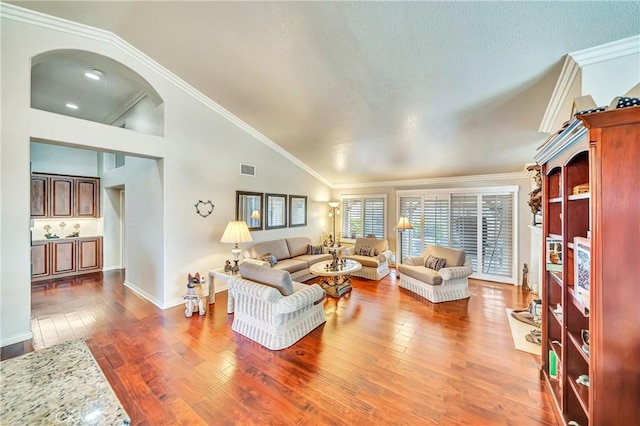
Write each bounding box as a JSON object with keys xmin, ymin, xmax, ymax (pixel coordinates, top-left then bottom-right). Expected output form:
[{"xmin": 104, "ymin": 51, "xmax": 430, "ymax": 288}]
[
  {"xmin": 306, "ymin": 244, "xmax": 324, "ymax": 255},
  {"xmin": 425, "ymin": 255, "xmax": 446, "ymax": 271},
  {"xmin": 262, "ymin": 253, "xmax": 278, "ymax": 268},
  {"xmin": 357, "ymin": 246, "xmax": 376, "ymax": 257}
]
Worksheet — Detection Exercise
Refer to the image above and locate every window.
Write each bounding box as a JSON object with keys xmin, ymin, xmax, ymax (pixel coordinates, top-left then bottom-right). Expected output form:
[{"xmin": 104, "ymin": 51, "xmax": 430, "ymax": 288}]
[
  {"xmin": 265, "ymin": 193, "xmax": 287, "ymax": 230},
  {"xmin": 341, "ymin": 195, "xmax": 386, "ymax": 240},
  {"xmin": 398, "ymin": 187, "xmax": 517, "ymax": 284}
]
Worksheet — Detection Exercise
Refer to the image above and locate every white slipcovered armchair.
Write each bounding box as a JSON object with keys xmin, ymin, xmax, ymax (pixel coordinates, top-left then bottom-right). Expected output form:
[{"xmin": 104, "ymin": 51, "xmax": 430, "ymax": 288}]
[
  {"xmin": 397, "ymin": 245, "xmax": 473, "ymax": 303},
  {"xmin": 227, "ymin": 262, "xmax": 326, "ymax": 350},
  {"xmin": 341, "ymin": 237, "xmax": 393, "ymax": 280}
]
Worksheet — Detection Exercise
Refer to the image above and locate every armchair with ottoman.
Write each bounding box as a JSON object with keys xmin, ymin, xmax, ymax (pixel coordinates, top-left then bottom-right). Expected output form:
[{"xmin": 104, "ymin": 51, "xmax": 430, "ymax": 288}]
[
  {"xmin": 227, "ymin": 262, "xmax": 326, "ymax": 350},
  {"xmin": 397, "ymin": 245, "xmax": 473, "ymax": 303},
  {"xmin": 341, "ymin": 237, "xmax": 393, "ymax": 280}
]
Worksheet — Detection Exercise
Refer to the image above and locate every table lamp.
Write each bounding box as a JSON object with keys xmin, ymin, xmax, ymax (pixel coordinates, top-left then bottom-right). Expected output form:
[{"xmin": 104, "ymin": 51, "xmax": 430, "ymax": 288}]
[{"xmin": 220, "ymin": 220, "xmax": 253, "ymax": 273}]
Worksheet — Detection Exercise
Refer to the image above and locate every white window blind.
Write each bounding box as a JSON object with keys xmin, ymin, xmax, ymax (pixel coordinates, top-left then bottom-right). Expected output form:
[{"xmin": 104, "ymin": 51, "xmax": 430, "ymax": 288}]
[
  {"xmin": 267, "ymin": 197, "xmax": 286, "ymax": 227},
  {"xmin": 342, "ymin": 195, "xmax": 386, "ymax": 240},
  {"xmin": 290, "ymin": 198, "xmax": 305, "ymax": 225},
  {"xmin": 450, "ymin": 195, "xmax": 478, "ymax": 271},
  {"xmin": 398, "ymin": 187, "xmax": 516, "ymax": 284},
  {"xmin": 481, "ymin": 194, "xmax": 514, "ymax": 278}
]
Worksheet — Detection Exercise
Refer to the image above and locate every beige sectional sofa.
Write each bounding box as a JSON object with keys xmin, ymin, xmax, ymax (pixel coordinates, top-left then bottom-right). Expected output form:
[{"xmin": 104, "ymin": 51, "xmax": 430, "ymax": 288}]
[{"xmin": 242, "ymin": 237, "xmax": 332, "ymax": 282}]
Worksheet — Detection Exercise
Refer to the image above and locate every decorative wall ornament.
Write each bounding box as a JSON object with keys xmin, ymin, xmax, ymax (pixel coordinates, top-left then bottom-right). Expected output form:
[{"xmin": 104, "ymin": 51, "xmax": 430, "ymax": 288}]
[{"xmin": 194, "ymin": 200, "xmax": 214, "ymax": 217}]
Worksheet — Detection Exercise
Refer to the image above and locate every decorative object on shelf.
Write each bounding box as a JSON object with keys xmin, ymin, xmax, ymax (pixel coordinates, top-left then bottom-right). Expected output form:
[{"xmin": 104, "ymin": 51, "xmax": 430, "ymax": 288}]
[
  {"xmin": 572, "ymin": 183, "xmax": 589, "ymax": 195},
  {"xmin": 576, "ymin": 374, "xmax": 590, "ymax": 387},
  {"xmin": 43, "ymin": 224, "xmax": 59, "ymax": 239},
  {"xmin": 574, "ymin": 237, "xmax": 591, "ymax": 310},
  {"xmin": 66, "ymin": 223, "xmax": 81, "ymax": 238},
  {"xmin": 395, "ymin": 216, "xmax": 413, "ymax": 265},
  {"xmin": 526, "ymin": 164, "xmax": 542, "ymax": 225},
  {"xmin": 194, "ymin": 200, "xmax": 214, "ymax": 218},
  {"xmin": 220, "ymin": 220, "xmax": 253, "ymax": 273},
  {"xmin": 59, "ymin": 221, "xmax": 66, "ymax": 235},
  {"xmin": 183, "ymin": 272, "xmax": 206, "ymax": 317},
  {"xmin": 581, "ymin": 329, "xmax": 590, "ymax": 347},
  {"xmin": 327, "ymin": 201, "xmax": 341, "ymax": 248},
  {"xmin": 224, "ymin": 260, "xmax": 232, "ymax": 273},
  {"xmin": 545, "ymin": 237, "xmax": 562, "ymax": 272}
]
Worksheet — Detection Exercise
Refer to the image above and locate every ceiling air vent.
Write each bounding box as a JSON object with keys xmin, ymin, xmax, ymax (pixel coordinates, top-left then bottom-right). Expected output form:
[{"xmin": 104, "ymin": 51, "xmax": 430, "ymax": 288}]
[{"xmin": 240, "ymin": 163, "xmax": 256, "ymax": 177}]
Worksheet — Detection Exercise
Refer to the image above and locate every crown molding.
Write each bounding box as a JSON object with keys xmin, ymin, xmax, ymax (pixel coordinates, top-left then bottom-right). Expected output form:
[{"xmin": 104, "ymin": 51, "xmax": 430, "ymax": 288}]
[
  {"xmin": 0, "ymin": 3, "xmax": 333, "ymax": 188},
  {"xmin": 539, "ymin": 55, "xmax": 580, "ymax": 133},
  {"xmin": 106, "ymin": 90, "xmax": 146, "ymax": 125},
  {"xmin": 539, "ymin": 35, "xmax": 640, "ymax": 134},
  {"xmin": 333, "ymin": 171, "xmax": 528, "ymax": 190},
  {"xmin": 534, "ymin": 119, "xmax": 587, "ymax": 165},
  {"xmin": 570, "ymin": 34, "xmax": 640, "ymax": 67}
]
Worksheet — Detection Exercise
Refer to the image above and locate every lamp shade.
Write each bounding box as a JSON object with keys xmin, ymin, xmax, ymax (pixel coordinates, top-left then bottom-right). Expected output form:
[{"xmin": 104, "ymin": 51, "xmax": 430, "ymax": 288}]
[
  {"xmin": 220, "ymin": 221, "xmax": 253, "ymax": 245},
  {"xmin": 250, "ymin": 210, "xmax": 260, "ymax": 220},
  {"xmin": 328, "ymin": 201, "xmax": 340, "ymax": 208},
  {"xmin": 395, "ymin": 216, "xmax": 413, "ymax": 231}
]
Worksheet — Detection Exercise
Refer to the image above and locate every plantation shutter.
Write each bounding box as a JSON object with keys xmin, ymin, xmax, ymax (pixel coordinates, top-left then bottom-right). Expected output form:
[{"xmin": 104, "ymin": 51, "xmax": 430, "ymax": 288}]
[
  {"xmin": 290, "ymin": 198, "xmax": 305, "ymax": 226},
  {"xmin": 481, "ymin": 194, "xmax": 514, "ymax": 277},
  {"xmin": 342, "ymin": 198, "xmax": 363, "ymax": 239},
  {"xmin": 363, "ymin": 197, "xmax": 385, "ymax": 239},
  {"xmin": 399, "ymin": 196, "xmax": 422, "ymax": 259},
  {"xmin": 268, "ymin": 196, "xmax": 286, "ymax": 227},
  {"xmin": 450, "ymin": 195, "xmax": 478, "ymax": 271},
  {"xmin": 424, "ymin": 196, "xmax": 450, "ymax": 248}
]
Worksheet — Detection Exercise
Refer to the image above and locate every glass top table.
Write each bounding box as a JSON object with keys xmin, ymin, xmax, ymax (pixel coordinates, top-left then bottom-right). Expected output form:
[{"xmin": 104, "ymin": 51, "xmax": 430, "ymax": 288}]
[{"xmin": 309, "ymin": 259, "xmax": 361, "ymax": 297}]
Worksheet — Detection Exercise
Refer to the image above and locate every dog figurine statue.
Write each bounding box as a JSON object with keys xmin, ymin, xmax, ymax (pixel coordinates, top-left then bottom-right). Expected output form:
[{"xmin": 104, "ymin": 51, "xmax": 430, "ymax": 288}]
[{"xmin": 184, "ymin": 272, "xmax": 207, "ymax": 317}]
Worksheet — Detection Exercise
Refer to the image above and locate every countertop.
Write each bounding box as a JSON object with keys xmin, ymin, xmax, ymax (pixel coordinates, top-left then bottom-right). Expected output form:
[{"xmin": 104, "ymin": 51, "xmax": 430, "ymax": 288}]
[{"xmin": 32, "ymin": 236, "xmax": 103, "ymax": 243}]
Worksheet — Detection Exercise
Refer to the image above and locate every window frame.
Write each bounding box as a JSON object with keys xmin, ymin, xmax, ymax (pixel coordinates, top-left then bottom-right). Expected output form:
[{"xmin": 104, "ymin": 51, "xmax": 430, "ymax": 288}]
[
  {"xmin": 397, "ymin": 186, "xmax": 518, "ymax": 284},
  {"xmin": 340, "ymin": 194, "xmax": 387, "ymax": 243}
]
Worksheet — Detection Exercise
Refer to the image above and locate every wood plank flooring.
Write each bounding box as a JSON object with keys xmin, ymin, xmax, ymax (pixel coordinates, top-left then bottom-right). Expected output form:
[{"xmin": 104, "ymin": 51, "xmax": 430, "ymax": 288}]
[{"xmin": 3, "ymin": 270, "xmax": 556, "ymax": 425}]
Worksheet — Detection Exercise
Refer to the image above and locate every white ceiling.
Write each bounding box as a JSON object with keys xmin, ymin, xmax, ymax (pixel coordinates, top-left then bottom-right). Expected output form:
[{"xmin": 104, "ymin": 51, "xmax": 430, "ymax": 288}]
[{"xmin": 13, "ymin": 1, "xmax": 640, "ymax": 185}]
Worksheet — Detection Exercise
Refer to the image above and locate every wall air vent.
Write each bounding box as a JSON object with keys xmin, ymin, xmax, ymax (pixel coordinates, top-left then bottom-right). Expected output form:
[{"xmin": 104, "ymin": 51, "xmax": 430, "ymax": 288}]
[{"xmin": 240, "ymin": 163, "xmax": 256, "ymax": 177}]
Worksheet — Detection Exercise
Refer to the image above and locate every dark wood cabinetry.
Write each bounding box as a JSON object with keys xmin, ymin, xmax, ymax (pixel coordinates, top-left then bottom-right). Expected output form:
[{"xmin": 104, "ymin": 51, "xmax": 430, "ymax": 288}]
[
  {"xmin": 31, "ymin": 237, "xmax": 103, "ymax": 281},
  {"xmin": 536, "ymin": 106, "xmax": 640, "ymax": 425},
  {"xmin": 30, "ymin": 173, "xmax": 100, "ymax": 218},
  {"xmin": 31, "ymin": 240, "xmax": 50, "ymax": 278}
]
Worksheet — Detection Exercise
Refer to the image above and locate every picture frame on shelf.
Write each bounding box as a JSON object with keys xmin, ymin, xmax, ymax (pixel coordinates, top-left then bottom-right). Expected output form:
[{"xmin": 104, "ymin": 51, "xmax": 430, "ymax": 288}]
[
  {"xmin": 574, "ymin": 236, "xmax": 591, "ymax": 309},
  {"xmin": 545, "ymin": 237, "xmax": 562, "ymax": 272}
]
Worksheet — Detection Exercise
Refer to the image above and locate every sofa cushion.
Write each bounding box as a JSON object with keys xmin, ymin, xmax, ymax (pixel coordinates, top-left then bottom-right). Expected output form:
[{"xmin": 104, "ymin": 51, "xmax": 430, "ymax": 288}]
[
  {"xmin": 294, "ymin": 253, "xmax": 333, "ymax": 266},
  {"xmin": 342, "ymin": 254, "xmax": 381, "ymax": 268},
  {"xmin": 356, "ymin": 246, "xmax": 376, "ymax": 257},
  {"xmin": 262, "ymin": 253, "xmax": 278, "ymax": 267},
  {"xmin": 285, "ymin": 237, "xmax": 312, "ymax": 258},
  {"xmin": 306, "ymin": 244, "xmax": 324, "ymax": 255},
  {"xmin": 239, "ymin": 262, "xmax": 294, "ymax": 296},
  {"xmin": 355, "ymin": 238, "xmax": 388, "ymax": 256},
  {"xmin": 245, "ymin": 239, "xmax": 291, "ymax": 261},
  {"xmin": 425, "ymin": 255, "xmax": 446, "ymax": 271},
  {"xmin": 272, "ymin": 259, "xmax": 309, "ymax": 274},
  {"xmin": 397, "ymin": 264, "xmax": 443, "ymax": 285},
  {"xmin": 424, "ymin": 245, "xmax": 465, "ymax": 267}
]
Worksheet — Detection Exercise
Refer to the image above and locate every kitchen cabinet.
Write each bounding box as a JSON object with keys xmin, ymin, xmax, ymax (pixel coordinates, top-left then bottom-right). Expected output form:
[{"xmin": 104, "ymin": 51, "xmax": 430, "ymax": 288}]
[
  {"xmin": 31, "ymin": 240, "xmax": 50, "ymax": 279},
  {"xmin": 31, "ymin": 237, "xmax": 103, "ymax": 282},
  {"xmin": 30, "ymin": 173, "xmax": 100, "ymax": 218}
]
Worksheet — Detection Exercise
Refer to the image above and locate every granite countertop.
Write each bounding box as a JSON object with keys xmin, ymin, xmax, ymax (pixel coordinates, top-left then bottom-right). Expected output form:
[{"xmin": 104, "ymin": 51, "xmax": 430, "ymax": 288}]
[{"xmin": 0, "ymin": 338, "xmax": 130, "ymax": 425}]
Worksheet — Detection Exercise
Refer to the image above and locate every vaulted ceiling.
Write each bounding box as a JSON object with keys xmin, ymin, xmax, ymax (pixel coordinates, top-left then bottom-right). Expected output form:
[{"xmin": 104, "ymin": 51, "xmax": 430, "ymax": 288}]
[{"xmin": 13, "ymin": 1, "xmax": 640, "ymax": 185}]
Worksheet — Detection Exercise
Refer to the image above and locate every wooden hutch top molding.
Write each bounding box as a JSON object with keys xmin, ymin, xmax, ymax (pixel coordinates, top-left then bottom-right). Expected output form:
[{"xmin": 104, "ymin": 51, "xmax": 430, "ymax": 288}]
[
  {"xmin": 534, "ymin": 119, "xmax": 588, "ymax": 166},
  {"xmin": 577, "ymin": 105, "xmax": 640, "ymax": 129}
]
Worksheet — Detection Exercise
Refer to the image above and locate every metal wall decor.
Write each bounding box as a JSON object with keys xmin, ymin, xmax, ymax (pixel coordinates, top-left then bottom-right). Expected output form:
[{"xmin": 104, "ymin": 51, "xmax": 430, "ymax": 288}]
[{"xmin": 194, "ymin": 200, "xmax": 214, "ymax": 217}]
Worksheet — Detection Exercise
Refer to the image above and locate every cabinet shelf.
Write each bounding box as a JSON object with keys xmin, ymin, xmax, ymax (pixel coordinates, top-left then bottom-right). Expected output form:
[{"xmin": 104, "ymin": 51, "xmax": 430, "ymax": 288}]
[
  {"xmin": 568, "ymin": 287, "xmax": 589, "ymax": 317},
  {"xmin": 549, "ymin": 305, "xmax": 563, "ymax": 326},
  {"xmin": 568, "ymin": 331, "xmax": 589, "ymax": 364},
  {"xmin": 549, "ymin": 271, "xmax": 563, "ymax": 287},
  {"xmin": 568, "ymin": 192, "xmax": 590, "ymax": 201},
  {"xmin": 549, "ymin": 197, "xmax": 563, "ymax": 203},
  {"xmin": 568, "ymin": 374, "xmax": 590, "ymax": 418}
]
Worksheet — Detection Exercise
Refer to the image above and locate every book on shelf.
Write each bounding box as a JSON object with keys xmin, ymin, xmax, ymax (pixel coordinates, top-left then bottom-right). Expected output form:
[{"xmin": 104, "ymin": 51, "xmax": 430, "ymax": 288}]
[{"xmin": 549, "ymin": 350, "xmax": 558, "ymax": 379}]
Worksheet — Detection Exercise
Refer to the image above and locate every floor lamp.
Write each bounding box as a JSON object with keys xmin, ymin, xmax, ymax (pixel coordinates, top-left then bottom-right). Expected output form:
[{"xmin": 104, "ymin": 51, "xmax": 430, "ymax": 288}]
[
  {"xmin": 328, "ymin": 201, "xmax": 340, "ymax": 248},
  {"xmin": 395, "ymin": 217, "xmax": 413, "ymax": 273}
]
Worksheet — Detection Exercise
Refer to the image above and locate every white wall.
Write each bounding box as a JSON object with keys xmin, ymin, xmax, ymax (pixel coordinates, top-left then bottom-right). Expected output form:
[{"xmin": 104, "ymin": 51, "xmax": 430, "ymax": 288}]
[
  {"xmin": 1, "ymin": 11, "xmax": 331, "ymax": 346},
  {"xmin": 582, "ymin": 52, "xmax": 640, "ymax": 107},
  {"xmin": 30, "ymin": 141, "xmax": 98, "ymax": 176}
]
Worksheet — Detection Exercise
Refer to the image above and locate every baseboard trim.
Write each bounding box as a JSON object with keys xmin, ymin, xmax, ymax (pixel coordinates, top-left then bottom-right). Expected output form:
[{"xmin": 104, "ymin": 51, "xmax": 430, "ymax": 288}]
[
  {"xmin": 102, "ymin": 266, "xmax": 123, "ymax": 272},
  {"xmin": 1, "ymin": 331, "xmax": 34, "ymax": 348},
  {"xmin": 123, "ymin": 280, "xmax": 163, "ymax": 309}
]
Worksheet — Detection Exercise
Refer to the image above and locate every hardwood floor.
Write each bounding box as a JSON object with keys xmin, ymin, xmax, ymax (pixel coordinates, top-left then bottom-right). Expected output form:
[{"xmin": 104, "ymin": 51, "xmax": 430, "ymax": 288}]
[{"xmin": 3, "ymin": 270, "xmax": 555, "ymax": 425}]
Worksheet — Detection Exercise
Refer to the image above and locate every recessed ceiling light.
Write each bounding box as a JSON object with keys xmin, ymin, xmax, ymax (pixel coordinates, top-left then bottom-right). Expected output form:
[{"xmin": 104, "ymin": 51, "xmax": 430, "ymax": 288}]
[
  {"xmin": 84, "ymin": 69, "xmax": 103, "ymax": 81},
  {"xmin": 65, "ymin": 103, "xmax": 79, "ymax": 110}
]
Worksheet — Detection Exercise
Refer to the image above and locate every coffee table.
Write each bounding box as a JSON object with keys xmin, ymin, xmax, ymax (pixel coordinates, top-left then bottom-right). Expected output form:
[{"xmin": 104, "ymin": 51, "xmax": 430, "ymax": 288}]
[{"xmin": 309, "ymin": 259, "xmax": 362, "ymax": 298}]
